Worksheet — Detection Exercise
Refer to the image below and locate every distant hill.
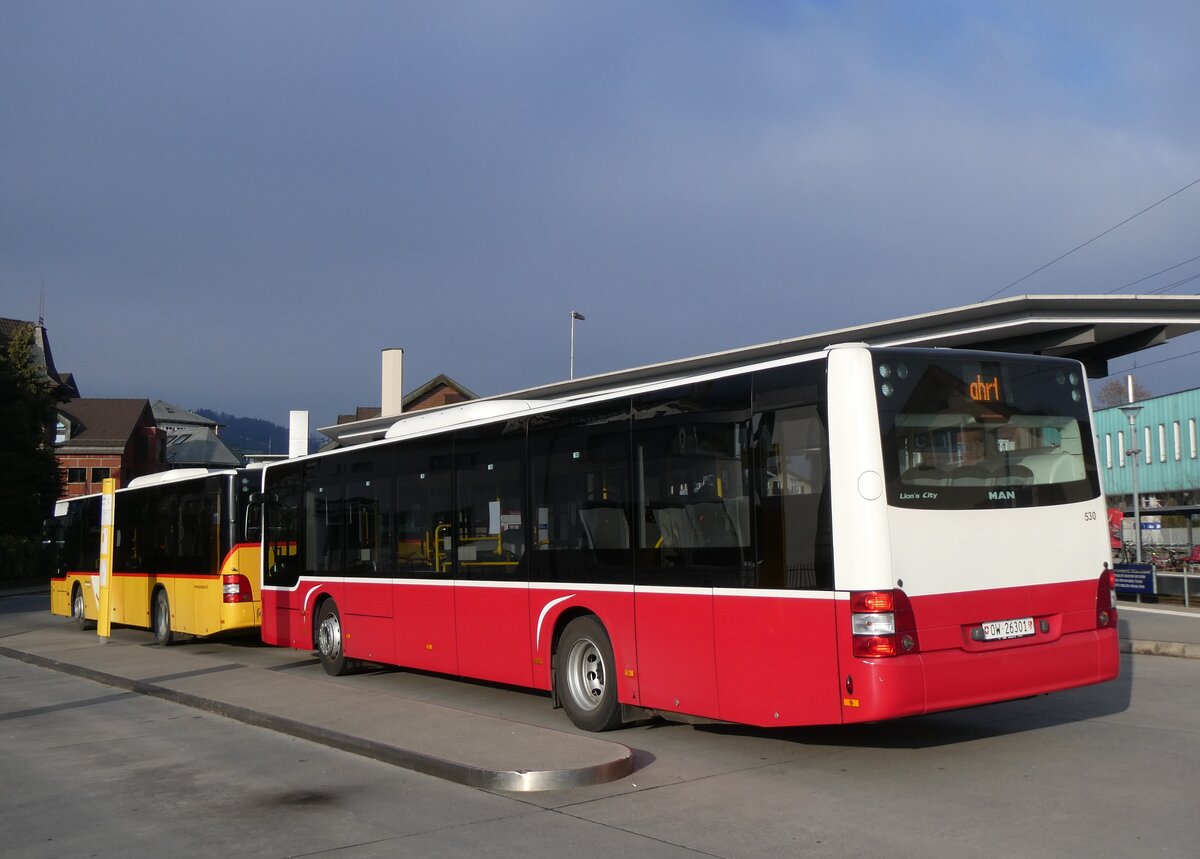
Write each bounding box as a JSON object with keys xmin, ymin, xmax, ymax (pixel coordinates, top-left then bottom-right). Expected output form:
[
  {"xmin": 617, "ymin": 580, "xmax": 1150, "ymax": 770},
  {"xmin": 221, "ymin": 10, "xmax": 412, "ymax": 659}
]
[{"xmin": 194, "ymin": 409, "xmax": 293, "ymax": 456}]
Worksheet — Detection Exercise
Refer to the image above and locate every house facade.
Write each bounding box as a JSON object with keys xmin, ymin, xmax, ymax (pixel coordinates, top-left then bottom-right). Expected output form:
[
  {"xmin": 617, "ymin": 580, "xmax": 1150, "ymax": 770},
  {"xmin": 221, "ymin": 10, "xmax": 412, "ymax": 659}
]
[{"xmin": 55, "ymin": 398, "xmax": 165, "ymax": 496}]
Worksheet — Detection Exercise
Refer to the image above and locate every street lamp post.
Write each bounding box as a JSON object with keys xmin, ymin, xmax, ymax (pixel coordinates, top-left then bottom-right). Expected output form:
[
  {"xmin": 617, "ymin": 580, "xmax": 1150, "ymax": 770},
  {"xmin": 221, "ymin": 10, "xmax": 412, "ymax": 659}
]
[
  {"xmin": 569, "ymin": 311, "xmax": 585, "ymax": 380},
  {"xmin": 1119, "ymin": 405, "xmax": 1144, "ymax": 563}
]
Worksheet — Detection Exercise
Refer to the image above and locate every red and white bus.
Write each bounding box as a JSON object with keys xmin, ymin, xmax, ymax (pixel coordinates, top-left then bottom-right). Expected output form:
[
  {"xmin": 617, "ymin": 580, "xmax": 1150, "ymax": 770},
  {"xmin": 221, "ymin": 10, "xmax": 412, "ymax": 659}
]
[{"xmin": 258, "ymin": 344, "xmax": 1119, "ymax": 731}]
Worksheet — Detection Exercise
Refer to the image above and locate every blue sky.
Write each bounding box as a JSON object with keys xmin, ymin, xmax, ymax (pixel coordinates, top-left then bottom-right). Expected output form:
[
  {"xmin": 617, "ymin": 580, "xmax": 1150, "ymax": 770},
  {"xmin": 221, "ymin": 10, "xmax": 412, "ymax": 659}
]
[{"xmin": 3, "ymin": 1, "xmax": 1199, "ymax": 427}]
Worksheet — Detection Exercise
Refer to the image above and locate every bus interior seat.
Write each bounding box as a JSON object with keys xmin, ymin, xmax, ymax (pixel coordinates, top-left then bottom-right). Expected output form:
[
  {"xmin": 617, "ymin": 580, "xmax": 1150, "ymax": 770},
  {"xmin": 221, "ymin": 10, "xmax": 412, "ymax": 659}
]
[
  {"xmin": 651, "ymin": 503, "xmax": 696, "ymax": 548},
  {"xmin": 579, "ymin": 503, "xmax": 630, "ymax": 550},
  {"xmin": 687, "ymin": 499, "xmax": 740, "ymax": 547},
  {"xmin": 501, "ymin": 526, "xmax": 525, "ymax": 559},
  {"xmin": 900, "ymin": 464, "xmax": 948, "ymax": 486},
  {"xmin": 1016, "ymin": 452, "xmax": 1076, "ymax": 485},
  {"xmin": 991, "ymin": 464, "xmax": 1033, "ymax": 487},
  {"xmin": 949, "ymin": 465, "xmax": 993, "ymax": 486},
  {"xmin": 722, "ymin": 495, "xmax": 751, "ymax": 546}
]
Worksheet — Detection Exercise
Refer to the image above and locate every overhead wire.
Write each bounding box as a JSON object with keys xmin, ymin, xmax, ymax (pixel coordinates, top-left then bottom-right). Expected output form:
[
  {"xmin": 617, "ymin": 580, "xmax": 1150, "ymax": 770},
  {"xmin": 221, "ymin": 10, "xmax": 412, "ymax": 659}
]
[
  {"xmin": 983, "ymin": 176, "xmax": 1200, "ymax": 301},
  {"xmin": 1104, "ymin": 253, "xmax": 1200, "ymax": 294},
  {"xmin": 1112, "ymin": 345, "xmax": 1200, "ymax": 376},
  {"xmin": 1146, "ymin": 271, "xmax": 1200, "ymax": 295}
]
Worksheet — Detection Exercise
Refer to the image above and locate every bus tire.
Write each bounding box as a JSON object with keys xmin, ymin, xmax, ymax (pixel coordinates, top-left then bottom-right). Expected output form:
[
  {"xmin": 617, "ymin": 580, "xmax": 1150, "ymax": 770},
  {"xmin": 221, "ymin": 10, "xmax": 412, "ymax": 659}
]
[
  {"xmin": 72, "ymin": 584, "xmax": 93, "ymax": 631},
  {"xmin": 316, "ymin": 600, "xmax": 355, "ymax": 676},
  {"xmin": 555, "ymin": 615, "xmax": 624, "ymax": 732},
  {"xmin": 153, "ymin": 589, "xmax": 174, "ymax": 646}
]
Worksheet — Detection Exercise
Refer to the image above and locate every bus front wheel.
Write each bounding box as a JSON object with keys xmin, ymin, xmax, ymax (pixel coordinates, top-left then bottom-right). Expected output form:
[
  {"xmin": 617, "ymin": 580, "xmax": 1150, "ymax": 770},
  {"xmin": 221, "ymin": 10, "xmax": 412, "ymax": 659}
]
[
  {"xmin": 153, "ymin": 590, "xmax": 174, "ymax": 646},
  {"xmin": 556, "ymin": 616, "xmax": 624, "ymax": 732},
  {"xmin": 316, "ymin": 601, "xmax": 355, "ymax": 676}
]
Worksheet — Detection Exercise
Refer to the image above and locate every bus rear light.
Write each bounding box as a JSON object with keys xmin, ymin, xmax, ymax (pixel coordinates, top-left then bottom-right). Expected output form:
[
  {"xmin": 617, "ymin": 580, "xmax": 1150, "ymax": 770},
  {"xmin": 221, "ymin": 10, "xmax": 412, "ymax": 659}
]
[
  {"xmin": 851, "ymin": 591, "xmax": 895, "ymax": 613},
  {"xmin": 1096, "ymin": 567, "xmax": 1117, "ymax": 627},
  {"xmin": 223, "ymin": 574, "xmax": 253, "ymax": 604},
  {"xmin": 854, "ymin": 635, "xmax": 898, "ymax": 658},
  {"xmin": 850, "ymin": 589, "xmax": 918, "ymax": 659},
  {"xmin": 851, "ymin": 612, "xmax": 895, "ymax": 636}
]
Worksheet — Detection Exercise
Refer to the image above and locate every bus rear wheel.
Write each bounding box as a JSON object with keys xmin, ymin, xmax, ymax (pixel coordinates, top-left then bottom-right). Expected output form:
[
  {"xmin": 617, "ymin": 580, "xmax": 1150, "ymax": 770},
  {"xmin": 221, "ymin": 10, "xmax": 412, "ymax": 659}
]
[
  {"xmin": 316, "ymin": 601, "xmax": 355, "ymax": 676},
  {"xmin": 153, "ymin": 589, "xmax": 174, "ymax": 646},
  {"xmin": 556, "ymin": 616, "xmax": 623, "ymax": 732},
  {"xmin": 72, "ymin": 585, "xmax": 93, "ymax": 631}
]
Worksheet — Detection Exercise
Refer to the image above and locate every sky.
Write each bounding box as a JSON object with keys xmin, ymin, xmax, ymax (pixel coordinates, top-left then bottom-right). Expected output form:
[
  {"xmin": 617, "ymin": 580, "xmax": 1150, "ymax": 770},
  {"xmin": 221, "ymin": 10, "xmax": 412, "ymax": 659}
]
[{"xmin": 4, "ymin": 1, "xmax": 1200, "ymax": 430}]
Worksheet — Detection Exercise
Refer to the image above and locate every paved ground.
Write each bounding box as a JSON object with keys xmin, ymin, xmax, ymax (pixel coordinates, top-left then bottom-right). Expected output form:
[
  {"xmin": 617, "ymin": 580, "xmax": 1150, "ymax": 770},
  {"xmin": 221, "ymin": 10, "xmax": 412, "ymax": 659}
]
[{"xmin": 1, "ymin": 584, "xmax": 1196, "ymax": 793}]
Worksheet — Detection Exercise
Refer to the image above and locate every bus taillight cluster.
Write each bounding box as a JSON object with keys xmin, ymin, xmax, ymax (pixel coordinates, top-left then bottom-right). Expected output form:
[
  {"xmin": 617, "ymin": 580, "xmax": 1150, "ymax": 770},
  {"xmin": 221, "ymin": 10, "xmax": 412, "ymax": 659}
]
[
  {"xmin": 223, "ymin": 574, "xmax": 253, "ymax": 604},
  {"xmin": 1097, "ymin": 568, "xmax": 1117, "ymax": 629},
  {"xmin": 850, "ymin": 590, "xmax": 918, "ymax": 658}
]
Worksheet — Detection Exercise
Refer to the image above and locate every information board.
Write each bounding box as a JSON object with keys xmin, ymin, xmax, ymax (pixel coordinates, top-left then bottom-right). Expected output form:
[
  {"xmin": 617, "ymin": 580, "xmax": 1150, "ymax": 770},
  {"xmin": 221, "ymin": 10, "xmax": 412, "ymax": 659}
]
[{"xmin": 1113, "ymin": 563, "xmax": 1155, "ymax": 595}]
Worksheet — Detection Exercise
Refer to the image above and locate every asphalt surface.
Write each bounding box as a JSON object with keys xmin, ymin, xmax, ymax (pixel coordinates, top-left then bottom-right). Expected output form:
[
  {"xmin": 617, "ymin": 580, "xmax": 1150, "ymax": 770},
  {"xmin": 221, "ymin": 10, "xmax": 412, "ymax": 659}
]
[{"xmin": 1, "ymin": 584, "xmax": 1196, "ymax": 793}]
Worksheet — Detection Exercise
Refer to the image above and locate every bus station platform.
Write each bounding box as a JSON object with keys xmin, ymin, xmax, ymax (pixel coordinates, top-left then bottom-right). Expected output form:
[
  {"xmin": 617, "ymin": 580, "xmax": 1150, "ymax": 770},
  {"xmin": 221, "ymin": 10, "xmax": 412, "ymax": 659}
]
[
  {"xmin": 0, "ymin": 609, "xmax": 634, "ymax": 793},
  {"xmin": 1, "ymin": 586, "xmax": 1197, "ymax": 794}
]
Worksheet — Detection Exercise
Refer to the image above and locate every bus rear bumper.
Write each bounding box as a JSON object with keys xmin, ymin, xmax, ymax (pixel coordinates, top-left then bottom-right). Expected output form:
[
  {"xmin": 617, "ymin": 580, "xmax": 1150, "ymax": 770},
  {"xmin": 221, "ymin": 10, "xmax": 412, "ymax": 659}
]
[{"xmin": 841, "ymin": 627, "xmax": 1120, "ymax": 723}]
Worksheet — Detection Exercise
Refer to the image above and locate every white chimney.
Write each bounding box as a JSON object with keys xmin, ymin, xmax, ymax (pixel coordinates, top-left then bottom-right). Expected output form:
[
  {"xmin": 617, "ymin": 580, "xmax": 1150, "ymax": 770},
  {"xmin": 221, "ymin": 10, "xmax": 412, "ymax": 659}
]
[
  {"xmin": 382, "ymin": 347, "xmax": 404, "ymax": 417},
  {"xmin": 289, "ymin": 410, "xmax": 309, "ymax": 458}
]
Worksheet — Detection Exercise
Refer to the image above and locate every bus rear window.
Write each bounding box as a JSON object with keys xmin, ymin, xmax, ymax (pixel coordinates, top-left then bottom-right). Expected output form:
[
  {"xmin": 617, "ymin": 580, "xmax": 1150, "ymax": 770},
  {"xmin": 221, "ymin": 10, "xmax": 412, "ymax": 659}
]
[{"xmin": 874, "ymin": 352, "xmax": 1101, "ymax": 510}]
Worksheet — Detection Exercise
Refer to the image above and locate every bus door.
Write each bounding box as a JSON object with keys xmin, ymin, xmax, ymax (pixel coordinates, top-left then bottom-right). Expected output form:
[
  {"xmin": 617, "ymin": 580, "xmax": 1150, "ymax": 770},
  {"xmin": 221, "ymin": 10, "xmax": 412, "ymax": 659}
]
[
  {"xmin": 341, "ymin": 452, "xmax": 396, "ymax": 665},
  {"xmin": 711, "ymin": 396, "xmax": 842, "ymax": 727},
  {"xmin": 261, "ymin": 462, "xmax": 308, "ymax": 648},
  {"xmin": 177, "ymin": 487, "xmax": 220, "ymax": 634},
  {"xmin": 632, "ymin": 382, "xmax": 751, "ymax": 720},
  {"xmin": 452, "ymin": 427, "xmax": 532, "ymax": 688},
  {"xmin": 111, "ymin": 491, "xmax": 144, "ymax": 628}
]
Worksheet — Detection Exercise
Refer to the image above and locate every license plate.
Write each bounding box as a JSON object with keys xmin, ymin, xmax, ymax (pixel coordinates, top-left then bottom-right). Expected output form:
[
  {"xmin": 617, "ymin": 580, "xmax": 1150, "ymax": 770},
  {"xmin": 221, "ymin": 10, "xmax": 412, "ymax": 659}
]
[{"xmin": 980, "ymin": 616, "xmax": 1036, "ymax": 641}]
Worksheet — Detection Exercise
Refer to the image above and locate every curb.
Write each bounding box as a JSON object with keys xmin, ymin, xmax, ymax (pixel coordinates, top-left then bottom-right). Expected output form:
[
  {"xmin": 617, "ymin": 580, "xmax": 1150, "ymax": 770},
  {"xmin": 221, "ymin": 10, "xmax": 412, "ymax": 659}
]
[{"xmin": 1120, "ymin": 639, "xmax": 1200, "ymax": 659}]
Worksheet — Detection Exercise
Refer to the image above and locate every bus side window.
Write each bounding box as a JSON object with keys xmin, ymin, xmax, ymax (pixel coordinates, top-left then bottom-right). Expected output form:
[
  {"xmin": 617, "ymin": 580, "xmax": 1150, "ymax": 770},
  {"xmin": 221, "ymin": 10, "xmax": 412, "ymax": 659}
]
[
  {"xmin": 753, "ymin": 405, "xmax": 832, "ymax": 590},
  {"xmin": 245, "ymin": 494, "xmax": 269, "ymax": 544},
  {"xmin": 41, "ymin": 518, "xmax": 66, "ymax": 577}
]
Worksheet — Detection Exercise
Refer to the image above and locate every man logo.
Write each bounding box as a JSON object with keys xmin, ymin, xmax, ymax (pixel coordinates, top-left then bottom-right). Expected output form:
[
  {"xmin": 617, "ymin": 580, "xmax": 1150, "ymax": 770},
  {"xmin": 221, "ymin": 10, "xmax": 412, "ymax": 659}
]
[{"xmin": 989, "ymin": 490, "xmax": 1016, "ymax": 501}]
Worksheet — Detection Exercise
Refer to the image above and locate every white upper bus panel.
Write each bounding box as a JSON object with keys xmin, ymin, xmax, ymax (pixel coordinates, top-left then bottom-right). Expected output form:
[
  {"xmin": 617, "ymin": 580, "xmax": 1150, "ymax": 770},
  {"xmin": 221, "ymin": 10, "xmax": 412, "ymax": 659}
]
[
  {"xmin": 384, "ymin": 399, "xmax": 555, "ymax": 441},
  {"xmin": 126, "ymin": 468, "xmax": 223, "ymax": 489}
]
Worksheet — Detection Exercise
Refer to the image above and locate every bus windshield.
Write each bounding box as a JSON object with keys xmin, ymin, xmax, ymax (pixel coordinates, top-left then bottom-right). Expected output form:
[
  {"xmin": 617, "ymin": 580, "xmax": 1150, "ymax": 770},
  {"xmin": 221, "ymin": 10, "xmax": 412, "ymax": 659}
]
[{"xmin": 875, "ymin": 351, "xmax": 1101, "ymax": 510}]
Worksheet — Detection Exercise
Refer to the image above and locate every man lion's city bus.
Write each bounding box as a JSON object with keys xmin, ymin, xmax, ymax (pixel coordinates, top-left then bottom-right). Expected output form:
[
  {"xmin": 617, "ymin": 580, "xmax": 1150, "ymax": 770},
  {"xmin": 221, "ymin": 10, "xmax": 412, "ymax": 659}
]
[
  {"xmin": 258, "ymin": 345, "xmax": 1119, "ymax": 731},
  {"xmin": 47, "ymin": 468, "xmax": 262, "ymax": 644}
]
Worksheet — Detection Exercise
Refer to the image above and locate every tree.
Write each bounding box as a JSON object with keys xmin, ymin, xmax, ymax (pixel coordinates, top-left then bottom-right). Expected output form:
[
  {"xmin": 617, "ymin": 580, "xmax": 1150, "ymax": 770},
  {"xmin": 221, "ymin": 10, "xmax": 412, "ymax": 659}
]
[
  {"xmin": 1092, "ymin": 375, "xmax": 1152, "ymax": 409},
  {"xmin": 0, "ymin": 323, "xmax": 62, "ymax": 579}
]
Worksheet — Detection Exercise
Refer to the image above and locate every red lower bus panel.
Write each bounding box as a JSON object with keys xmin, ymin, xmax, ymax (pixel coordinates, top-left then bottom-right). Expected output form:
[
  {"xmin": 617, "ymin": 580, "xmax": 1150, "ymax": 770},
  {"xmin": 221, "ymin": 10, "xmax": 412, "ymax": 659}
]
[
  {"xmin": 344, "ymin": 581, "xmax": 396, "ymax": 664},
  {"xmin": 393, "ymin": 583, "xmax": 458, "ymax": 675},
  {"xmin": 455, "ymin": 584, "xmax": 533, "ymax": 689},
  {"xmin": 262, "ymin": 581, "xmax": 344, "ymax": 651},
  {"xmin": 344, "ymin": 614, "xmax": 397, "ymax": 664},
  {"xmin": 345, "ymin": 580, "xmax": 392, "ymax": 619},
  {"xmin": 713, "ymin": 593, "xmax": 842, "ymax": 727},
  {"xmin": 840, "ymin": 627, "xmax": 1118, "ymax": 723},
  {"xmin": 918, "ymin": 627, "xmax": 1118, "ymax": 713},
  {"xmin": 634, "ymin": 590, "xmax": 720, "ymax": 717}
]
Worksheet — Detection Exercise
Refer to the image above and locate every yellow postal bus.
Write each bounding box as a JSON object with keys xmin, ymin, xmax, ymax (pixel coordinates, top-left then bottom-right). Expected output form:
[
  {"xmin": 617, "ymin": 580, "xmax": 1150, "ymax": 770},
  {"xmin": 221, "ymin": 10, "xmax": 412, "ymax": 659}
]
[{"xmin": 47, "ymin": 468, "xmax": 262, "ymax": 643}]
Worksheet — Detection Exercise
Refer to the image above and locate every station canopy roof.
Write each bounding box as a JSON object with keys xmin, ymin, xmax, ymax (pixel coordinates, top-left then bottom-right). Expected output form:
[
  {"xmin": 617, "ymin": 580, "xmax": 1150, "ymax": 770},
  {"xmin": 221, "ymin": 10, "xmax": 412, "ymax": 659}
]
[
  {"xmin": 510, "ymin": 293, "xmax": 1200, "ymax": 399},
  {"xmin": 329, "ymin": 294, "xmax": 1200, "ymax": 445}
]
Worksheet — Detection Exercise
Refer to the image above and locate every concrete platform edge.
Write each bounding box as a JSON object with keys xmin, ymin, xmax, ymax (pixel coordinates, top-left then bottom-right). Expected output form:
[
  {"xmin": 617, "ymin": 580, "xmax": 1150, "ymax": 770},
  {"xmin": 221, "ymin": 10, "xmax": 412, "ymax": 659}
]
[{"xmin": 1119, "ymin": 639, "xmax": 1200, "ymax": 659}]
